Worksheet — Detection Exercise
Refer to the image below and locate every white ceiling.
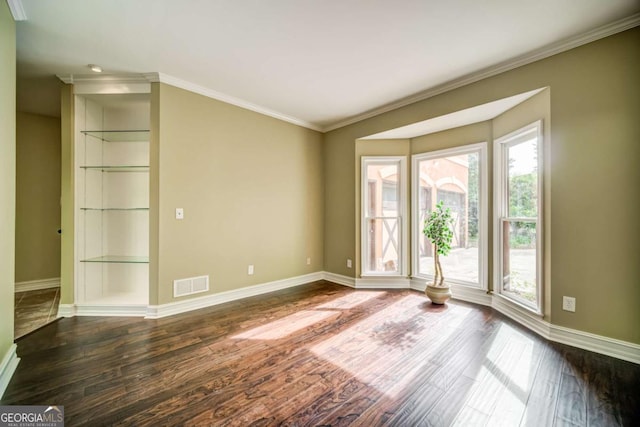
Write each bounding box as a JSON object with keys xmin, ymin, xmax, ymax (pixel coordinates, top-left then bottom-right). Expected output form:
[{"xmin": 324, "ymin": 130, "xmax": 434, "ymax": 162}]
[
  {"xmin": 14, "ymin": 0, "xmax": 640, "ymax": 131},
  {"xmin": 361, "ymin": 88, "xmax": 545, "ymax": 139}
]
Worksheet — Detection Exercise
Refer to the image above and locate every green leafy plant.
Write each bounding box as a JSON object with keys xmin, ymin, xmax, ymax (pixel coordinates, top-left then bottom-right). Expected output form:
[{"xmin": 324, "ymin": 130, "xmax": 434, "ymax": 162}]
[{"xmin": 423, "ymin": 201, "xmax": 454, "ymax": 287}]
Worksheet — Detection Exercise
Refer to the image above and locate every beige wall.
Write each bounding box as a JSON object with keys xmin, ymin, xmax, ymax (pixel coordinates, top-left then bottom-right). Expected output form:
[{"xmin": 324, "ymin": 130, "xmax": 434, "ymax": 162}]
[
  {"xmin": 15, "ymin": 112, "xmax": 61, "ymax": 283},
  {"xmin": 324, "ymin": 28, "xmax": 640, "ymax": 343},
  {"xmin": 0, "ymin": 1, "xmax": 16, "ymax": 357},
  {"xmin": 60, "ymin": 85, "xmax": 74, "ymax": 304},
  {"xmin": 155, "ymin": 83, "xmax": 324, "ymax": 304}
]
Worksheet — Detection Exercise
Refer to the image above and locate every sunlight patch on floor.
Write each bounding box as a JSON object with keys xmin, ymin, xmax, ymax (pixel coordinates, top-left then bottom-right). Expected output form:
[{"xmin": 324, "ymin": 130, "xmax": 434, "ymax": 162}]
[
  {"xmin": 231, "ymin": 291, "xmax": 385, "ymax": 341},
  {"xmin": 452, "ymin": 324, "xmax": 536, "ymax": 425},
  {"xmin": 232, "ymin": 310, "xmax": 337, "ymax": 340},
  {"xmin": 311, "ymin": 294, "xmax": 471, "ymax": 398},
  {"xmin": 315, "ymin": 291, "xmax": 385, "ymax": 310}
]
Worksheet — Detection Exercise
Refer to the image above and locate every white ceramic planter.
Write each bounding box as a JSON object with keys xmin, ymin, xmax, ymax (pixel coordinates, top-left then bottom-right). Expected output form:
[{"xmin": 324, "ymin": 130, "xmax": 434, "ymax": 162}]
[{"xmin": 425, "ymin": 284, "xmax": 452, "ymax": 304}]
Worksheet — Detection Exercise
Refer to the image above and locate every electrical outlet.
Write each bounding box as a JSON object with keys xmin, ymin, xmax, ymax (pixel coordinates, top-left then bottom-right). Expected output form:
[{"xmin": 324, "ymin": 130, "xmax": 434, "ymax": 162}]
[
  {"xmin": 347, "ymin": 259, "xmax": 352, "ymax": 268},
  {"xmin": 562, "ymin": 296, "xmax": 576, "ymax": 312},
  {"xmin": 175, "ymin": 208, "xmax": 184, "ymax": 220},
  {"xmin": 248, "ymin": 265, "xmax": 254, "ymax": 275},
  {"xmin": 306, "ymin": 257, "xmax": 311, "ymax": 265}
]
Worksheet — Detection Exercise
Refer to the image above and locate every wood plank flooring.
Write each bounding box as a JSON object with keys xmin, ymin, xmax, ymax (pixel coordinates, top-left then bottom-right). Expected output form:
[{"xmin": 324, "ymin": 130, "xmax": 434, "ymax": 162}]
[{"xmin": 3, "ymin": 281, "xmax": 639, "ymax": 426}]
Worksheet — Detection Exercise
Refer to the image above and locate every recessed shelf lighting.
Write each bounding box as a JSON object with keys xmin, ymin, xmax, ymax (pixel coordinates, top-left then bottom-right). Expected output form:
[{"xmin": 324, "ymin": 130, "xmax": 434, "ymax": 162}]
[{"xmin": 88, "ymin": 64, "xmax": 103, "ymax": 73}]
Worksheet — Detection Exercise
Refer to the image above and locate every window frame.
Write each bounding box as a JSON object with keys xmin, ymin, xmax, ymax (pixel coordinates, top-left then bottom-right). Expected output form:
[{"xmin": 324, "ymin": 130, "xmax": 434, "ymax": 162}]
[
  {"xmin": 361, "ymin": 156, "xmax": 407, "ymax": 277},
  {"xmin": 411, "ymin": 142, "xmax": 488, "ymax": 289},
  {"xmin": 493, "ymin": 120, "xmax": 544, "ymax": 313}
]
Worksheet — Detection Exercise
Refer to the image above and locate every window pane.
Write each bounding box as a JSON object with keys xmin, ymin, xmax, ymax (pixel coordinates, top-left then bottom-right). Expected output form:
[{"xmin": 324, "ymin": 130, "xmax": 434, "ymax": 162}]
[
  {"xmin": 367, "ymin": 164, "xmax": 399, "ymax": 216},
  {"xmin": 417, "ymin": 152, "xmax": 480, "ymax": 284},
  {"xmin": 366, "ymin": 218, "xmax": 399, "ymax": 273},
  {"xmin": 364, "ymin": 160, "xmax": 402, "ymax": 275},
  {"xmin": 502, "ymin": 220, "xmax": 537, "ymax": 304},
  {"xmin": 508, "ymin": 138, "xmax": 538, "ymax": 218}
]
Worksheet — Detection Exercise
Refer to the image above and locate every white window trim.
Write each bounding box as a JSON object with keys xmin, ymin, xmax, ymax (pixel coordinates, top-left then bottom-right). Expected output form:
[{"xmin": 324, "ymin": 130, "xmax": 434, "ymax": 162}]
[
  {"xmin": 411, "ymin": 142, "xmax": 488, "ymax": 289},
  {"xmin": 493, "ymin": 120, "xmax": 544, "ymax": 314},
  {"xmin": 361, "ymin": 156, "xmax": 407, "ymax": 277}
]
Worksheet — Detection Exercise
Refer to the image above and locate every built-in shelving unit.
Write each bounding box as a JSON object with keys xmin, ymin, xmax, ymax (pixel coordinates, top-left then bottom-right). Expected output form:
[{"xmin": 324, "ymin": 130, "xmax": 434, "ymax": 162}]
[{"xmin": 75, "ymin": 94, "xmax": 151, "ymax": 309}]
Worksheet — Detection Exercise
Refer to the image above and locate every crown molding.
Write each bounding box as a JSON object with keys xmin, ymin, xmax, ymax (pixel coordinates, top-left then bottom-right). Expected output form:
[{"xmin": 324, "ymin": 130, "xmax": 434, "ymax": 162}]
[
  {"xmin": 154, "ymin": 73, "xmax": 322, "ymax": 132},
  {"xmin": 56, "ymin": 73, "xmax": 153, "ymax": 85},
  {"xmin": 322, "ymin": 12, "xmax": 640, "ymax": 133},
  {"xmin": 51, "ymin": 12, "xmax": 638, "ymax": 134},
  {"xmin": 7, "ymin": 0, "xmax": 27, "ymax": 21}
]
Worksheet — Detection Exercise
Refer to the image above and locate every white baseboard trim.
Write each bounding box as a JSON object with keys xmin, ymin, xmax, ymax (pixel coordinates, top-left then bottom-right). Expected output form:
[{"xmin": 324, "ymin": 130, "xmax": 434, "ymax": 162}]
[
  {"xmin": 489, "ymin": 293, "xmax": 640, "ymax": 364},
  {"xmin": 57, "ymin": 304, "xmax": 76, "ymax": 318},
  {"xmin": 549, "ymin": 324, "xmax": 640, "ymax": 365},
  {"xmin": 322, "ymin": 272, "xmax": 356, "ymax": 288},
  {"xmin": 410, "ymin": 278, "xmax": 493, "ymax": 307},
  {"xmin": 0, "ymin": 344, "xmax": 20, "ymax": 399},
  {"xmin": 146, "ymin": 272, "xmax": 324, "ymax": 319},
  {"xmin": 491, "ymin": 294, "xmax": 550, "ymax": 338},
  {"xmin": 58, "ymin": 303, "xmax": 147, "ymax": 317},
  {"xmin": 355, "ymin": 277, "xmax": 411, "ymax": 289},
  {"xmin": 76, "ymin": 304, "xmax": 148, "ymax": 317},
  {"xmin": 451, "ymin": 284, "xmax": 493, "ymax": 307},
  {"xmin": 15, "ymin": 277, "xmax": 60, "ymax": 293}
]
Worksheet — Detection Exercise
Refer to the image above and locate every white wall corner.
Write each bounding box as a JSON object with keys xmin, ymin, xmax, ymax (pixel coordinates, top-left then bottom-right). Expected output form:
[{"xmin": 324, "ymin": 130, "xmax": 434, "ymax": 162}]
[
  {"xmin": 15, "ymin": 277, "xmax": 60, "ymax": 293},
  {"xmin": 57, "ymin": 304, "xmax": 76, "ymax": 318},
  {"xmin": 0, "ymin": 344, "xmax": 20, "ymax": 399},
  {"xmin": 322, "ymin": 272, "xmax": 356, "ymax": 288}
]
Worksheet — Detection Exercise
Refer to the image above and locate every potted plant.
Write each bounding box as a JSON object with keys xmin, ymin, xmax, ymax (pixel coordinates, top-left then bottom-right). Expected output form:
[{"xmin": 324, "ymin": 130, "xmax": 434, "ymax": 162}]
[{"xmin": 423, "ymin": 201, "xmax": 454, "ymax": 304}]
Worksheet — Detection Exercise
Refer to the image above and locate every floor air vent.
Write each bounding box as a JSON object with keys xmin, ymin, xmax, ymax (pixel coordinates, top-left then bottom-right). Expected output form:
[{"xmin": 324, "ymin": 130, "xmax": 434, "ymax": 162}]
[{"xmin": 173, "ymin": 275, "xmax": 209, "ymax": 298}]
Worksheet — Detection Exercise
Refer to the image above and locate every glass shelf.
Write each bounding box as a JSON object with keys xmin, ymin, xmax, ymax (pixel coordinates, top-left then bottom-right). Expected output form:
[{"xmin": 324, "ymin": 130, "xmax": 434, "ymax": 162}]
[
  {"xmin": 81, "ymin": 130, "xmax": 149, "ymax": 142},
  {"xmin": 81, "ymin": 207, "xmax": 149, "ymax": 211},
  {"xmin": 80, "ymin": 255, "xmax": 149, "ymax": 264},
  {"xmin": 80, "ymin": 165, "xmax": 149, "ymax": 172}
]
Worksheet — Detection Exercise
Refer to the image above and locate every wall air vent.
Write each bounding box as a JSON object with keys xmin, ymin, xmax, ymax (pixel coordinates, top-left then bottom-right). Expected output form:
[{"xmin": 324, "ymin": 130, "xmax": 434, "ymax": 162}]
[{"xmin": 173, "ymin": 275, "xmax": 209, "ymax": 298}]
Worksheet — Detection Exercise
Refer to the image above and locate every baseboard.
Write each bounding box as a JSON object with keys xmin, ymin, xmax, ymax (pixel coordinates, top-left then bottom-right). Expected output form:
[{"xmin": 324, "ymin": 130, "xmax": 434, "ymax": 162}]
[
  {"xmin": 76, "ymin": 304, "xmax": 148, "ymax": 317},
  {"xmin": 451, "ymin": 284, "xmax": 493, "ymax": 306},
  {"xmin": 15, "ymin": 277, "xmax": 60, "ymax": 293},
  {"xmin": 57, "ymin": 303, "xmax": 147, "ymax": 317},
  {"xmin": 322, "ymin": 272, "xmax": 356, "ymax": 288},
  {"xmin": 57, "ymin": 304, "xmax": 76, "ymax": 318},
  {"xmin": 355, "ymin": 277, "xmax": 411, "ymax": 289},
  {"xmin": 489, "ymin": 293, "xmax": 640, "ymax": 364},
  {"xmin": 411, "ymin": 278, "xmax": 492, "ymax": 307},
  {"xmin": 549, "ymin": 324, "xmax": 640, "ymax": 364},
  {"xmin": 146, "ymin": 272, "xmax": 324, "ymax": 319},
  {"xmin": 491, "ymin": 293, "xmax": 550, "ymax": 338},
  {"xmin": 0, "ymin": 344, "xmax": 20, "ymax": 399}
]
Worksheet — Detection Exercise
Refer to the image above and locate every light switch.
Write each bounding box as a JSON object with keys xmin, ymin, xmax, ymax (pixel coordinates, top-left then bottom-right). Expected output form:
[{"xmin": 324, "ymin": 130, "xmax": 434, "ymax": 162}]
[{"xmin": 175, "ymin": 208, "xmax": 184, "ymax": 220}]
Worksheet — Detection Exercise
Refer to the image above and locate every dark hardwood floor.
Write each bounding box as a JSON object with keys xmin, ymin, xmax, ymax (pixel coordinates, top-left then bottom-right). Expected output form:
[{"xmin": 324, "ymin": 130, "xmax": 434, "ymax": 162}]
[{"xmin": 3, "ymin": 281, "xmax": 639, "ymax": 426}]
